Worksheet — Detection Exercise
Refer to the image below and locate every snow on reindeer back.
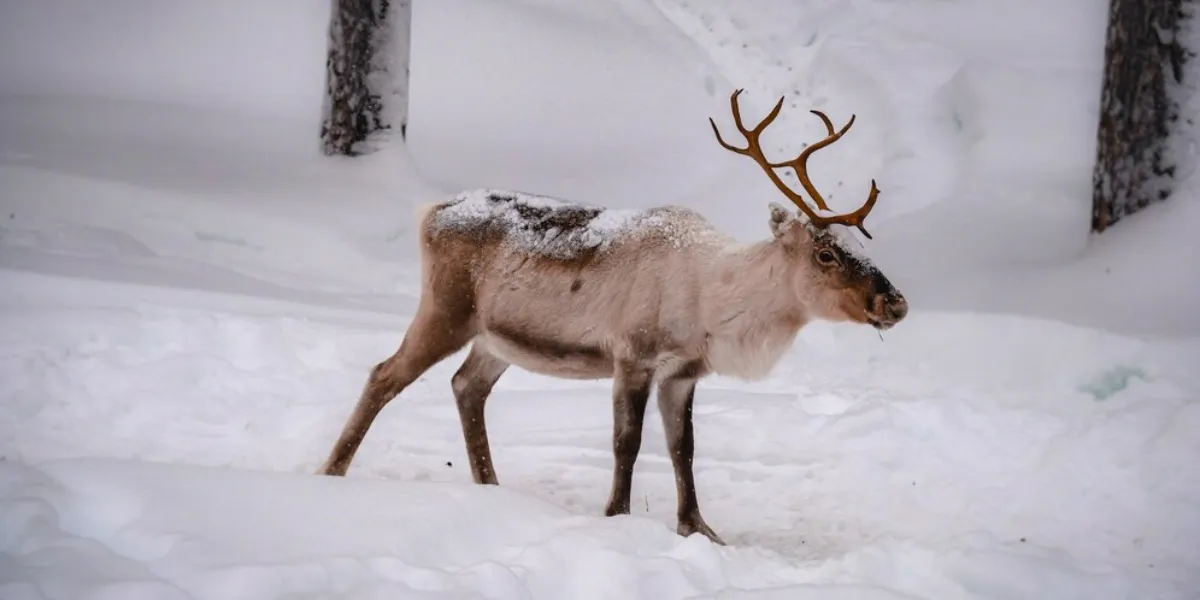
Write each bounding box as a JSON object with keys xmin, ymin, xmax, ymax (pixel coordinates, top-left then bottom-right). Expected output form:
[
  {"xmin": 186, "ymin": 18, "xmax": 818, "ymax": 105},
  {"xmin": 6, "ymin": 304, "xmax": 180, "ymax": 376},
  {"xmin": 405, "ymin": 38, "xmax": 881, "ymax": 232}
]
[{"xmin": 430, "ymin": 189, "xmax": 668, "ymax": 259}]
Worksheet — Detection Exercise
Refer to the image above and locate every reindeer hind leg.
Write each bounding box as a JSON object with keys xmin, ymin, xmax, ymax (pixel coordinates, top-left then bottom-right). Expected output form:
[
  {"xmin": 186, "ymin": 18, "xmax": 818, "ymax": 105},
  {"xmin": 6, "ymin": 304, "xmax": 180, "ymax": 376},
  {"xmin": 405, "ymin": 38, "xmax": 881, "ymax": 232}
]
[
  {"xmin": 320, "ymin": 302, "xmax": 475, "ymax": 476},
  {"xmin": 450, "ymin": 343, "xmax": 510, "ymax": 485}
]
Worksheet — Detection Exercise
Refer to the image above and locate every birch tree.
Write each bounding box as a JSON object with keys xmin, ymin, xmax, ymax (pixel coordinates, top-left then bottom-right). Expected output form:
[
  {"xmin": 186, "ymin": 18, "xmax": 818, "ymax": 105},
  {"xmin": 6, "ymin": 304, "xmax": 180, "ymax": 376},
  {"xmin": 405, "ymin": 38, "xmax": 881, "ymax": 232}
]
[
  {"xmin": 1091, "ymin": 0, "xmax": 1194, "ymax": 232},
  {"xmin": 320, "ymin": 0, "xmax": 412, "ymax": 156}
]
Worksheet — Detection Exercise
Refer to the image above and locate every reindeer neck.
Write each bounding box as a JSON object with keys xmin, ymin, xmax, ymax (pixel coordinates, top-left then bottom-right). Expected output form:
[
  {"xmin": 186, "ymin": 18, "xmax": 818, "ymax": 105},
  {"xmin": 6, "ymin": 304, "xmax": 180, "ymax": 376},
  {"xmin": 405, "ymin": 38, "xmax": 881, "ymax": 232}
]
[{"xmin": 699, "ymin": 240, "xmax": 807, "ymax": 380}]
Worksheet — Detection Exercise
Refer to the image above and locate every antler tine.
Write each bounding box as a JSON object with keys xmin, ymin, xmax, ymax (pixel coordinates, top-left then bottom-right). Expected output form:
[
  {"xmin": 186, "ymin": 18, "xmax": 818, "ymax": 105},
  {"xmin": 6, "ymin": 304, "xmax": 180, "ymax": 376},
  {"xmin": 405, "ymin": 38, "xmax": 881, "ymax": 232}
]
[
  {"xmin": 708, "ymin": 89, "xmax": 785, "ymax": 155},
  {"xmin": 709, "ymin": 89, "xmax": 882, "ymax": 238},
  {"xmin": 768, "ymin": 110, "xmax": 856, "ymax": 211},
  {"xmin": 709, "ymin": 90, "xmax": 825, "ymax": 225},
  {"xmin": 833, "ymin": 179, "xmax": 880, "ymax": 239}
]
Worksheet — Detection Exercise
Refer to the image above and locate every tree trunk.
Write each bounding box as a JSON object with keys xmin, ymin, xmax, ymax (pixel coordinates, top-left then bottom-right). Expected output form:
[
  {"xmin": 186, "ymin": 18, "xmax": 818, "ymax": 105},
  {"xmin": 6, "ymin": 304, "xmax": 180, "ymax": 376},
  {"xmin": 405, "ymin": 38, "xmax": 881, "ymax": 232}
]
[
  {"xmin": 1091, "ymin": 0, "xmax": 1193, "ymax": 233},
  {"xmin": 320, "ymin": 0, "xmax": 411, "ymax": 156}
]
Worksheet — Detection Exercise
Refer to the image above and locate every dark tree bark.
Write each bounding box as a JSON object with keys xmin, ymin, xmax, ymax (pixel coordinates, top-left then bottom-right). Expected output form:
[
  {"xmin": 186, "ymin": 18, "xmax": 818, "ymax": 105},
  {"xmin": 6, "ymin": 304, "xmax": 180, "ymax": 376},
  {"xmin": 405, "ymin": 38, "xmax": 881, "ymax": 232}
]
[
  {"xmin": 1091, "ymin": 0, "xmax": 1194, "ymax": 232},
  {"xmin": 320, "ymin": 0, "xmax": 411, "ymax": 156}
]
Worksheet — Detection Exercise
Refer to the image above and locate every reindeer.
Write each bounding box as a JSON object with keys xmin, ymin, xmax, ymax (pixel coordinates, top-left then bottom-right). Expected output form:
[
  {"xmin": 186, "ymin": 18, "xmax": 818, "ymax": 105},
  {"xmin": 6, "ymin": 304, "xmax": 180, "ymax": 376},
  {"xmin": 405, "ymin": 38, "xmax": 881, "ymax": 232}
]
[{"xmin": 319, "ymin": 89, "xmax": 908, "ymax": 545}]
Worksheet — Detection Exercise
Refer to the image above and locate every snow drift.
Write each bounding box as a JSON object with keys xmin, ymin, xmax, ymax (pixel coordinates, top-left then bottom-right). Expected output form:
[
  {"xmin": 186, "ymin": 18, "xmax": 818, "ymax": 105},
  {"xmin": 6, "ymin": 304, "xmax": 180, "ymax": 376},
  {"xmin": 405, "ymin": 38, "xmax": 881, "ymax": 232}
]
[{"xmin": 0, "ymin": 0, "xmax": 1198, "ymax": 598}]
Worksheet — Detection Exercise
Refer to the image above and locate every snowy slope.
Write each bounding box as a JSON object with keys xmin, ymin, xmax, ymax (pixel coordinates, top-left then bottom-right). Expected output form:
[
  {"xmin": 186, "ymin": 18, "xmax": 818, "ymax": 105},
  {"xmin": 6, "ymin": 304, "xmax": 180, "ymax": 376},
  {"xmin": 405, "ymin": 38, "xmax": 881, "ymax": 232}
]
[
  {"xmin": 647, "ymin": 0, "xmax": 1200, "ymax": 336},
  {"xmin": 3, "ymin": 262, "xmax": 1197, "ymax": 599},
  {"xmin": 1, "ymin": 0, "xmax": 1199, "ymax": 599}
]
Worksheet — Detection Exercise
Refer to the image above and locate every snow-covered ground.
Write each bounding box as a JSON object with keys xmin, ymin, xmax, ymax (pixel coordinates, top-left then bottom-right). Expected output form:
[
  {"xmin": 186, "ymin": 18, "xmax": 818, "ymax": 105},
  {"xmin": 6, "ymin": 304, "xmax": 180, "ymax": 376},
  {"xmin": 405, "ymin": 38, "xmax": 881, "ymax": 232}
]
[{"xmin": 1, "ymin": 0, "xmax": 1198, "ymax": 598}]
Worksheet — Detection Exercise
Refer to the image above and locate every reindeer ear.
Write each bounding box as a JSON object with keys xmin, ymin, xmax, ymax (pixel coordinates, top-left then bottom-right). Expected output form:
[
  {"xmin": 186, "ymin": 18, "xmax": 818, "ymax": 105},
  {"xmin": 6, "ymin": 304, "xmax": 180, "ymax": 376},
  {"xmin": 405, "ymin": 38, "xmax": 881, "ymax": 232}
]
[
  {"xmin": 768, "ymin": 202, "xmax": 797, "ymax": 238},
  {"xmin": 767, "ymin": 202, "xmax": 811, "ymax": 249}
]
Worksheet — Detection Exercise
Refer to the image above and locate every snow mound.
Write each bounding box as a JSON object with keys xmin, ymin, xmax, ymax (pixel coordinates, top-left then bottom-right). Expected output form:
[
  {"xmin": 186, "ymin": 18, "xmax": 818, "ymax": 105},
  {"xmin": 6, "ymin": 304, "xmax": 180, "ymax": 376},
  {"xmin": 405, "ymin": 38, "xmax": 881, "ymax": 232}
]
[
  {"xmin": 1, "ymin": 268, "xmax": 1197, "ymax": 599},
  {"xmin": 0, "ymin": 458, "xmax": 1186, "ymax": 600}
]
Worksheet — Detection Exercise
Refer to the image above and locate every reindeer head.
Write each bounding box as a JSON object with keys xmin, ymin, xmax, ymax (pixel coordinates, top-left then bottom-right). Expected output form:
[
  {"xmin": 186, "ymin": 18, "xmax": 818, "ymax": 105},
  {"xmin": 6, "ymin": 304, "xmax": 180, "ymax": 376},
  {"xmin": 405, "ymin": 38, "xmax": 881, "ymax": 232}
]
[{"xmin": 710, "ymin": 89, "xmax": 908, "ymax": 330}]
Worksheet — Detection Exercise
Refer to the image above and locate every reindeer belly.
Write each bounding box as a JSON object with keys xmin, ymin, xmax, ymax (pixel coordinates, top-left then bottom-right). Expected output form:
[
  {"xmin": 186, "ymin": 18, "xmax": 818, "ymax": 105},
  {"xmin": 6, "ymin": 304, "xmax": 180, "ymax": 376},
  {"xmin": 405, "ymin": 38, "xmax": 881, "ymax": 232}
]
[{"xmin": 479, "ymin": 329, "xmax": 614, "ymax": 380}]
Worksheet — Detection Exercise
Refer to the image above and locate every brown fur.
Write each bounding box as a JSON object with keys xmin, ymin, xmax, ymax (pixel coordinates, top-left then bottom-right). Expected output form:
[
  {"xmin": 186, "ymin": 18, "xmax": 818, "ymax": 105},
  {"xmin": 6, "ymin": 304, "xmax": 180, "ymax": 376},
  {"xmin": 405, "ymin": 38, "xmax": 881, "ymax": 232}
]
[
  {"xmin": 318, "ymin": 187, "xmax": 907, "ymax": 546},
  {"xmin": 320, "ymin": 94, "xmax": 907, "ymax": 543}
]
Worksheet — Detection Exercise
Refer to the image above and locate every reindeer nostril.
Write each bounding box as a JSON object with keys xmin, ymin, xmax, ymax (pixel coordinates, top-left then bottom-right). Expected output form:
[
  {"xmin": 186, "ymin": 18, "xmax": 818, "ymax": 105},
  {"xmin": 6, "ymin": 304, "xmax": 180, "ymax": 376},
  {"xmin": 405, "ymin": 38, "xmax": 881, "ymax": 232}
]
[
  {"xmin": 870, "ymin": 294, "xmax": 887, "ymax": 315},
  {"xmin": 888, "ymin": 296, "xmax": 908, "ymax": 320}
]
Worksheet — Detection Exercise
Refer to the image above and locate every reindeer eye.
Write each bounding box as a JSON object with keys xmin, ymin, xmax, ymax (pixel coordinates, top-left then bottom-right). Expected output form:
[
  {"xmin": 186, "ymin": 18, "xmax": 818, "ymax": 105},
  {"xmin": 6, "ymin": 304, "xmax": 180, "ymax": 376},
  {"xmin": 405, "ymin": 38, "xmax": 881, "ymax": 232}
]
[{"xmin": 817, "ymin": 249, "xmax": 839, "ymax": 265}]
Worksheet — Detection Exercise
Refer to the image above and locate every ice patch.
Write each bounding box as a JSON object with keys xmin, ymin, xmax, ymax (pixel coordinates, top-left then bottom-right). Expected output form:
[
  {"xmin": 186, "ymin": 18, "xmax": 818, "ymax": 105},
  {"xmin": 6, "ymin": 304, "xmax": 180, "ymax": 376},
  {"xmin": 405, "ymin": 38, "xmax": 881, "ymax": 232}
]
[{"xmin": 1079, "ymin": 365, "xmax": 1148, "ymax": 401}]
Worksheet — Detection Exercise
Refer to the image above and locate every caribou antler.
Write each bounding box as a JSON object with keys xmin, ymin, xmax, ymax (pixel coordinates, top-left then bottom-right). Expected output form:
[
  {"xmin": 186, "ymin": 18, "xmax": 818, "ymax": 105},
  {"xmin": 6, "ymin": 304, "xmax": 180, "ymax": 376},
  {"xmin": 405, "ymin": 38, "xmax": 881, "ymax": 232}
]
[{"xmin": 708, "ymin": 88, "xmax": 880, "ymax": 239}]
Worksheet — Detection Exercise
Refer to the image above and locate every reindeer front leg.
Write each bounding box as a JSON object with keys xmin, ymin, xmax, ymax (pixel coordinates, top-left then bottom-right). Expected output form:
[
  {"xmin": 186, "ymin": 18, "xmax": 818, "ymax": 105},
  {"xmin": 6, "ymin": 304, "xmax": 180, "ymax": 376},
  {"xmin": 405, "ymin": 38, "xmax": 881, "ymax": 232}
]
[
  {"xmin": 603, "ymin": 360, "xmax": 653, "ymax": 517},
  {"xmin": 657, "ymin": 370, "xmax": 724, "ymax": 545}
]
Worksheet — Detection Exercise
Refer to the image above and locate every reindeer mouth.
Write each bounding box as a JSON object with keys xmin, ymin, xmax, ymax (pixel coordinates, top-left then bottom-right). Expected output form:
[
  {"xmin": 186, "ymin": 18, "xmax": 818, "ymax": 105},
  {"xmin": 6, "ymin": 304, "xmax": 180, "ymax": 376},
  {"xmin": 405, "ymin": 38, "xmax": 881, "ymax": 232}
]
[
  {"xmin": 867, "ymin": 317, "xmax": 896, "ymax": 331},
  {"xmin": 866, "ymin": 294, "xmax": 907, "ymax": 331}
]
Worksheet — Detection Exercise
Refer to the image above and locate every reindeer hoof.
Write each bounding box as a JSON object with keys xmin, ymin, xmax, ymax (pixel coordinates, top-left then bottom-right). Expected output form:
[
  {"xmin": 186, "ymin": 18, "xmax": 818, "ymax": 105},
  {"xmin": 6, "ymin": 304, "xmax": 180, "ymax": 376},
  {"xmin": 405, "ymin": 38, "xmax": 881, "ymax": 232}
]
[
  {"xmin": 319, "ymin": 461, "xmax": 349, "ymax": 476},
  {"xmin": 677, "ymin": 519, "xmax": 726, "ymax": 546}
]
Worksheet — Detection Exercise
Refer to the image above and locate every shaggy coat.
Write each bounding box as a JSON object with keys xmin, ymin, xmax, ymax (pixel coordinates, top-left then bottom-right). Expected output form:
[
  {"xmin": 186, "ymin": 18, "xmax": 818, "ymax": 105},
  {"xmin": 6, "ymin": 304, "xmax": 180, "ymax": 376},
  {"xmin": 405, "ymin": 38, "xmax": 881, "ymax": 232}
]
[{"xmin": 319, "ymin": 187, "xmax": 907, "ymax": 545}]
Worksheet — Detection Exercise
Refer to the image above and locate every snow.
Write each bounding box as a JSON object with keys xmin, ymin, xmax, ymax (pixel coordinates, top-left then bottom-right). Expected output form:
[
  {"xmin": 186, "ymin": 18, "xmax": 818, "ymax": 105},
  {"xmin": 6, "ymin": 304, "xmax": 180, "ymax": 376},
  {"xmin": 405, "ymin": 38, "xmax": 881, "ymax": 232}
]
[
  {"xmin": 429, "ymin": 188, "xmax": 663, "ymax": 259},
  {"xmin": 1, "ymin": 0, "xmax": 1199, "ymax": 599},
  {"xmin": 429, "ymin": 188, "xmax": 744, "ymax": 259}
]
